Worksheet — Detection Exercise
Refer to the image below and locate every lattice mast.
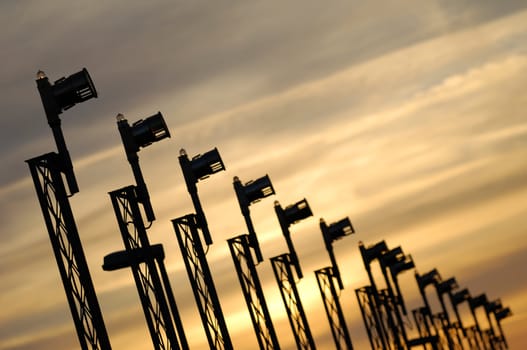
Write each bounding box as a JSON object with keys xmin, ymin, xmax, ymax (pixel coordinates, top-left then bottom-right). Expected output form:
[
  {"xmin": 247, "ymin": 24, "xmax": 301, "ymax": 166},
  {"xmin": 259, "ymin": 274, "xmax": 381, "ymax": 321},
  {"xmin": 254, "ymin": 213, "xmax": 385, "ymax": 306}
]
[{"xmin": 27, "ymin": 69, "xmax": 112, "ymax": 350}]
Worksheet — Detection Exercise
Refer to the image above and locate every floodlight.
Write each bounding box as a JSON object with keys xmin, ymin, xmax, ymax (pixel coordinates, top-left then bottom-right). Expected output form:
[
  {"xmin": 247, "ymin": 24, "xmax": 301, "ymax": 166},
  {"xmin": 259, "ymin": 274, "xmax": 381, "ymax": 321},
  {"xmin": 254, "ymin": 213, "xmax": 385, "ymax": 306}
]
[
  {"xmin": 280, "ymin": 199, "xmax": 313, "ymax": 227},
  {"xmin": 389, "ymin": 255, "xmax": 415, "ymax": 277},
  {"xmin": 118, "ymin": 112, "xmax": 171, "ymax": 155},
  {"xmin": 416, "ymin": 269, "xmax": 441, "ymax": 290},
  {"xmin": 360, "ymin": 240, "xmax": 388, "ymax": 265},
  {"xmin": 451, "ymin": 288, "xmax": 470, "ymax": 305},
  {"xmin": 436, "ymin": 277, "xmax": 458, "ymax": 295},
  {"xmin": 380, "ymin": 246, "xmax": 404, "ymax": 267},
  {"xmin": 238, "ymin": 175, "xmax": 275, "ymax": 204},
  {"xmin": 37, "ymin": 68, "xmax": 97, "ymax": 116},
  {"xmin": 102, "ymin": 244, "xmax": 164, "ymax": 271},
  {"xmin": 495, "ymin": 307, "xmax": 512, "ymax": 322},
  {"xmin": 323, "ymin": 217, "xmax": 354, "ymax": 244},
  {"xmin": 486, "ymin": 299, "xmax": 502, "ymax": 313},
  {"xmin": 189, "ymin": 148, "xmax": 225, "ymax": 180},
  {"xmin": 117, "ymin": 112, "xmax": 171, "ymax": 222},
  {"xmin": 470, "ymin": 294, "xmax": 488, "ymax": 310},
  {"xmin": 51, "ymin": 68, "xmax": 97, "ymax": 112}
]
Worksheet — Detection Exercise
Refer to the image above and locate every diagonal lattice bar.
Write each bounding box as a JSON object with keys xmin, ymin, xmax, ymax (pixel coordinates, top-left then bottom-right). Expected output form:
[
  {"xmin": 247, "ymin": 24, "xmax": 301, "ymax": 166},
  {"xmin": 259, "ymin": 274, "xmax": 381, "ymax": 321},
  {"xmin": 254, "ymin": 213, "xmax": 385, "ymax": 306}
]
[
  {"xmin": 228, "ymin": 234, "xmax": 280, "ymax": 350},
  {"xmin": 355, "ymin": 286, "xmax": 387, "ymax": 350},
  {"xmin": 172, "ymin": 214, "xmax": 233, "ymax": 350},
  {"xmin": 271, "ymin": 254, "xmax": 316, "ymax": 350},
  {"xmin": 110, "ymin": 186, "xmax": 187, "ymax": 350},
  {"xmin": 27, "ymin": 153, "xmax": 112, "ymax": 350},
  {"xmin": 315, "ymin": 267, "xmax": 353, "ymax": 350}
]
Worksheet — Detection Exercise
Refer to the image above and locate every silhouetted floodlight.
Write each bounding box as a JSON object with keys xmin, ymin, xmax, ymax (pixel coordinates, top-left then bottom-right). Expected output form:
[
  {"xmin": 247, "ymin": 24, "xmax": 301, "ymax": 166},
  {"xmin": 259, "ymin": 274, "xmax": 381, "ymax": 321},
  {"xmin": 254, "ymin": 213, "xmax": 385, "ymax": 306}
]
[
  {"xmin": 321, "ymin": 217, "xmax": 355, "ymax": 289},
  {"xmin": 416, "ymin": 269, "xmax": 441, "ymax": 291},
  {"xmin": 451, "ymin": 288, "xmax": 470, "ymax": 306},
  {"xmin": 102, "ymin": 244, "xmax": 164, "ymax": 271},
  {"xmin": 179, "ymin": 147, "xmax": 226, "ymax": 245},
  {"xmin": 486, "ymin": 299, "xmax": 502, "ymax": 313},
  {"xmin": 36, "ymin": 68, "xmax": 98, "ymax": 194},
  {"xmin": 380, "ymin": 246, "xmax": 404, "ymax": 267},
  {"xmin": 436, "ymin": 277, "xmax": 458, "ymax": 295},
  {"xmin": 275, "ymin": 199, "xmax": 313, "ymax": 278},
  {"xmin": 495, "ymin": 307, "xmax": 512, "ymax": 322},
  {"xmin": 470, "ymin": 294, "xmax": 488, "ymax": 310},
  {"xmin": 117, "ymin": 112, "xmax": 171, "ymax": 222},
  {"xmin": 360, "ymin": 240, "xmax": 388, "ymax": 265},
  {"xmin": 234, "ymin": 175, "xmax": 275, "ymax": 262}
]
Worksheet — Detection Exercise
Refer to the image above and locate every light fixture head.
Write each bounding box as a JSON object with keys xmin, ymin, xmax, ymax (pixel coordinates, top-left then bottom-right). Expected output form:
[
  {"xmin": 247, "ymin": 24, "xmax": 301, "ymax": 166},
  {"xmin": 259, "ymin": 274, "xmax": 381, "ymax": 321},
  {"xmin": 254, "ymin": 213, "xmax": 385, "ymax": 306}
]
[
  {"xmin": 130, "ymin": 112, "xmax": 171, "ymax": 149},
  {"xmin": 242, "ymin": 174, "xmax": 275, "ymax": 204},
  {"xmin": 416, "ymin": 269, "xmax": 441, "ymax": 290},
  {"xmin": 102, "ymin": 244, "xmax": 164, "ymax": 271},
  {"xmin": 361, "ymin": 240, "xmax": 388, "ymax": 264},
  {"xmin": 470, "ymin": 293, "xmax": 488, "ymax": 310},
  {"xmin": 190, "ymin": 147, "xmax": 225, "ymax": 180},
  {"xmin": 495, "ymin": 307, "xmax": 512, "ymax": 322},
  {"xmin": 282, "ymin": 198, "xmax": 313, "ymax": 226},
  {"xmin": 381, "ymin": 246, "xmax": 404, "ymax": 267},
  {"xmin": 451, "ymin": 288, "xmax": 470, "ymax": 305},
  {"xmin": 52, "ymin": 68, "xmax": 97, "ymax": 112},
  {"xmin": 437, "ymin": 277, "xmax": 458, "ymax": 295},
  {"xmin": 390, "ymin": 256, "xmax": 415, "ymax": 276},
  {"xmin": 324, "ymin": 217, "xmax": 354, "ymax": 243}
]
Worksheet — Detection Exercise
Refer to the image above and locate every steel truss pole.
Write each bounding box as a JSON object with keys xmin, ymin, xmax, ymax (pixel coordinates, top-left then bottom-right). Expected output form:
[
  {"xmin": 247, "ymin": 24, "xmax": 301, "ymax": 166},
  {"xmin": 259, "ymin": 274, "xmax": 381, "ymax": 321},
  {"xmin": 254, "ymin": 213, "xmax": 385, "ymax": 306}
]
[
  {"xmin": 355, "ymin": 286, "xmax": 385, "ymax": 350},
  {"xmin": 108, "ymin": 186, "xmax": 188, "ymax": 350},
  {"xmin": 171, "ymin": 214, "xmax": 233, "ymax": 350},
  {"xmin": 27, "ymin": 153, "xmax": 112, "ymax": 350},
  {"xmin": 315, "ymin": 267, "xmax": 353, "ymax": 350},
  {"xmin": 271, "ymin": 254, "xmax": 316, "ymax": 350},
  {"xmin": 228, "ymin": 234, "xmax": 280, "ymax": 350}
]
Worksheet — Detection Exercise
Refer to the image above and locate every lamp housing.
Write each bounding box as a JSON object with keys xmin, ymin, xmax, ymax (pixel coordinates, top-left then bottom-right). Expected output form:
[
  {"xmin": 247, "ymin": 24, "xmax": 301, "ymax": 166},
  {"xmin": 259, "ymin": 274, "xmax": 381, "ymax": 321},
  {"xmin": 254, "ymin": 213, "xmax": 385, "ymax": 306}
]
[
  {"xmin": 470, "ymin": 294, "xmax": 488, "ymax": 310},
  {"xmin": 390, "ymin": 256, "xmax": 415, "ymax": 277},
  {"xmin": 242, "ymin": 175, "xmax": 275, "ymax": 204},
  {"xmin": 52, "ymin": 68, "xmax": 97, "ymax": 112},
  {"xmin": 451, "ymin": 288, "xmax": 470, "ymax": 305},
  {"xmin": 380, "ymin": 246, "xmax": 404, "ymax": 267},
  {"xmin": 360, "ymin": 240, "xmax": 388, "ymax": 265},
  {"xmin": 324, "ymin": 217, "xmax": 354, "ymax": 244},
  {"xmin": 282, "ymin": 199, "xmax": 313, "ymax": 226},
  {"xmin": 189, "ymin": 147, "xmax": 225, "ymax": 181},
  {"xmin": 437, "ymin": 277, "xmax": 458, "ymax": 295},
  {"xmin": 495, "ymin": 307, "xmax": 512, "ymax": 322},
  {"xmin": 131, "ymin": 112, "xmax": 171, "ymax": 149},
  {"xmin": 416, "ymin": 269, "xmax": 441, "ymax": 290}
]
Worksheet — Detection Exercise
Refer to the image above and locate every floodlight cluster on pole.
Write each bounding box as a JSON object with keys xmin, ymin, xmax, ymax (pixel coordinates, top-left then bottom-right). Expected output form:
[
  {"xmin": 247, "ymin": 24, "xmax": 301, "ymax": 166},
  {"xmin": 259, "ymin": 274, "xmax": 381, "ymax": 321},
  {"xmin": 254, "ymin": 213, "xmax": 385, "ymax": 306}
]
[
  {"xmin": 26, "ymin": 68, "xmax": 514, "ymax": 350},
  {"xmin": 27, "ymin": 68, "xmax": 111, "ymax": 350}
]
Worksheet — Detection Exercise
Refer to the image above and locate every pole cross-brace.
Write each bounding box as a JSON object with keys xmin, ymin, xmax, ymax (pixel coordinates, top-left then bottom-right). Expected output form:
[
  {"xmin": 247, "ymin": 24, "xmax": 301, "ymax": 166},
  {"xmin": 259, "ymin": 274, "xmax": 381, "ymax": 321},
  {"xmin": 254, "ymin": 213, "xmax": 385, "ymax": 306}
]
[
  {"xmin": 271, "ymin": 254, "xmax": 316, "ymax": 350},
  {"xmin": 27, "ymin": 153, "xmax": 112, "ymax": 350},
  {"xmin": 315, "ymin": 267, "xmax": 353, "ymax": 350},
  {"xmin": 228, "ymin": 234, "xmax": 280, "ymax": 350}
]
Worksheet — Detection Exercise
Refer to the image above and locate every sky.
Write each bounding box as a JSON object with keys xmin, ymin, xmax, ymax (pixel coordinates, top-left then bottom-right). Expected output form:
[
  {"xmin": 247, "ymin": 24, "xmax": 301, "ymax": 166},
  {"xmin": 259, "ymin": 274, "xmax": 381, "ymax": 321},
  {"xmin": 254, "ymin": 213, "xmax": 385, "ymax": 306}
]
[{"xmin": 1, "ymin": 1, "xmax": 526, "ymax": 349}]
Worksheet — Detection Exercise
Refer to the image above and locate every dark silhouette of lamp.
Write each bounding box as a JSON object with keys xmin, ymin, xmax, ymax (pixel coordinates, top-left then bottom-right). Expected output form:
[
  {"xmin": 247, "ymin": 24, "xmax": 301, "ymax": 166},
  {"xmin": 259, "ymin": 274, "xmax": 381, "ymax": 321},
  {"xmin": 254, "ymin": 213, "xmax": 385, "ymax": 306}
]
[
  {"xmin": 321, "ymin": 217, "xmax": 354, "ymax": 289},
  {"xmin": 103, "ymin": 244, "xmax": 165, "ymax": 271},
  {"xmin": 234, "ymin": 175, "xmax": 275, "ymax": 262},
  {"xmin": 117, "ymin": 112, "xmax": 170, "ymax": 222},
  {"xmin": 179, "ymin": 148, "xmax": 225, "ymax": 245},
  {"xmin": 274, "ymin": 199, "xmax": 313, "ymax": 278},
  {"xmin": 36, "ymin": 68, "xmax": 98, "ymax": 194}
]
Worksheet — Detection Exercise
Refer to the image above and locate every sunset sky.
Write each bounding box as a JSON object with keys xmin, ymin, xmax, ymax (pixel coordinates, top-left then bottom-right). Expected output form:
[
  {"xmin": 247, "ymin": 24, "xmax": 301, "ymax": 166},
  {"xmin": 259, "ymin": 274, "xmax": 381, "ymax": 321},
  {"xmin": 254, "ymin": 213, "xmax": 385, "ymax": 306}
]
[{"xmin": 1, "ymin": 1, "xmax": 526, "ymax": 349}]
